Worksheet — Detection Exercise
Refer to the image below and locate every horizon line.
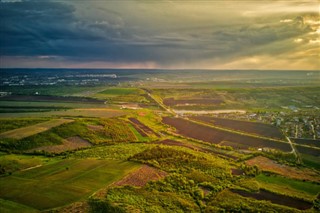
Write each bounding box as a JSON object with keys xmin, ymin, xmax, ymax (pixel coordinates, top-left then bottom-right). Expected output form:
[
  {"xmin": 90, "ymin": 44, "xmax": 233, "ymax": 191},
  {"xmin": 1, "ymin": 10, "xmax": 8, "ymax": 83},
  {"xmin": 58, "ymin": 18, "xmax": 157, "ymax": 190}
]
[{"xmin": 1, "ymin": 68, "xmax": 319, "ymax": 71}]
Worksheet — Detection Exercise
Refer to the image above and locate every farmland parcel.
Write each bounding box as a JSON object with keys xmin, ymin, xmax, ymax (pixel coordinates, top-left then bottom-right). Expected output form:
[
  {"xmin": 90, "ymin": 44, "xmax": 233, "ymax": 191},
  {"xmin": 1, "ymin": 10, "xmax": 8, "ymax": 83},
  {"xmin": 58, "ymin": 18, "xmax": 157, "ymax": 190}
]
[{"xmin": 162, "ymin": 117, "xmax": 292, "ymax": 151}]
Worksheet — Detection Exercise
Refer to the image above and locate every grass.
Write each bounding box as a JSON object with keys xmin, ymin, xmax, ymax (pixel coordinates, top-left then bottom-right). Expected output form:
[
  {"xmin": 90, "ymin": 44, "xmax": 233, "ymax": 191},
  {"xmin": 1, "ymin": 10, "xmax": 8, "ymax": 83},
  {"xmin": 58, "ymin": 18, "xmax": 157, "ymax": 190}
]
[
  {"xmin": 0, "ymin": 198, "xmax": 38, "ymax": 213},
  {"xmin": 1, "ymin": 85, "xmax": 106, "ymax": 96},
  {"xmin": 0, "ymin": 118, "xmax": 142, "ymax": 151},
  {"xmin": 0, "ymin": 118, "xmax": 49, "ymax": 133},
  {"xmin": 0, "ymin": 121, "xmax": 88, "ymax": 151},
  {"xmin": 0, "ymin": 158, "xmax": 139, "ymax": 210},
  {"xmin": 208, "ymin": 189, "xmax": 300, "ymax": 212},
  {"xmin": 245, "ymin": 156, "xmax": 319, "ymax": 182},
  {"xmin": 0, "ymin": 154, "xmax": 54, "ymax": 175},
  {"xmin": 0, "ymin": 119, "xmax": 73, "ymax": 139},
  {"xmin": 104, "ymin": 186, "xmax": 200, "ymax": 212},
  {"xmin": 84, "ymin": 118, "xmax": 138, "ymax": 144},
  {"xmin": 132, "ymin": 109, "xmax": 166, "ymax": 133},
  {"xmin": 0, "ymin": 100, "xmax": 104, "ymax": 109},
  {"xmin": 130, "ymin": 146, "xmax": 231, "ymax": 179},
  {"xmin": 94, "ymin": 87, "xmax": 149, "ymax": 103},
  {"xmin": 301, "ymin": 153, "xmax": 320, "ymax": 170},
  {"xmin": 0, "ymin": 108, "xmax": 126, "ymax": 118},
  {"xmin": 72, "ymin": 143, "xmax": 155, "ymax": 160},
  {"xmin": 98, "ymin": 88, "xmax": 140, "ymax": 96},
  {"xmin": 256, "ymin": 174, "xmax": 320, "ymax": 200},
  {"xmin": 128, "ymin": 123, "xmax": 149, "ymax": 142},
  {"xmin": 153, "ymin": 87, "xmax": 320, "ymax": 110}
]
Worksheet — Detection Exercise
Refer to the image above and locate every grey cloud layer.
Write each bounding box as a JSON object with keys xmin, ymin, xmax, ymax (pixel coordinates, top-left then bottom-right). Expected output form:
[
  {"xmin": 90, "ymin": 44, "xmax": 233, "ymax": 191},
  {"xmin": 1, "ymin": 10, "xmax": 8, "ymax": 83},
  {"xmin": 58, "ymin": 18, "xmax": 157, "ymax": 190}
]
[{"xmin": 0, "ymin": 0, "xmax": 319, "ymax": 68}]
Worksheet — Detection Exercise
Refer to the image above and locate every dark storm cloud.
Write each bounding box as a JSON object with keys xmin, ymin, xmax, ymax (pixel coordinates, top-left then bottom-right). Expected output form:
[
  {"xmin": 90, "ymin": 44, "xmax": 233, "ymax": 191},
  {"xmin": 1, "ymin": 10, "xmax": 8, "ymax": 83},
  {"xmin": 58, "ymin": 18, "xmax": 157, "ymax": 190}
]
[
  {"xmin": 1, "ymin": 0, "xmax": 74, "ymax": 55},
  {"xmin": 0, "ymin": 0, "xmax": 114, "ymax": 57},
  {"xmin": 1, "ymin": 0, "xmax": 149, "ymax": 61},
  {"xmin": 0, "ymin": 0, "xmax": 176, "ymax": 63}
]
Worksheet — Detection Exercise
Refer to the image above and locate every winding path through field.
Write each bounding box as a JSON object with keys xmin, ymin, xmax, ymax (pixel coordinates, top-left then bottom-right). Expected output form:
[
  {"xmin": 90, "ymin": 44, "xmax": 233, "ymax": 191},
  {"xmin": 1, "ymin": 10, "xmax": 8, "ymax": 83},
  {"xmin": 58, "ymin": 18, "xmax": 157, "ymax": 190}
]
[
  {"xmin": 286, "ymin": 137, "xmax": 298, "ymax": 157},
  {"xmin": 21, "ymin": 164, "xmax": 42, "ymax": 171}
]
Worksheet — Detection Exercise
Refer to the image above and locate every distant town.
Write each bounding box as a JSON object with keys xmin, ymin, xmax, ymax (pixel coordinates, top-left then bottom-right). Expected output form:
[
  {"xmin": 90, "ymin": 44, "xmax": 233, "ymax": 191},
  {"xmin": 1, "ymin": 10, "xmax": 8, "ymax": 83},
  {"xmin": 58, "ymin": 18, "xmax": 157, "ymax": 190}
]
[
  {"xmin": 213, "ymin": 111, "xmax": 320, "ymax": 140},
  {"xmin": 0, "ymin": 73, "xmax": 118, "ymax": 86}
]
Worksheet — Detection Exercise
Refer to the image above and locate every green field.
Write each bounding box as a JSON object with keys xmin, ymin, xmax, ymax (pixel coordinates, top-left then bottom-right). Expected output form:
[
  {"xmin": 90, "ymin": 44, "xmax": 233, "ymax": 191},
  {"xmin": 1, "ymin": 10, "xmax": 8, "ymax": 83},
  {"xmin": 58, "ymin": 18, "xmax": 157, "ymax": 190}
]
[
  {"xmin": 301, "ymin": 154, "xmax": 320, "ymax": 170},
  {"xmin": 0, "ymin": 100, "xmax": 105, "ymax": 110},
  {"xmin": 0, "ymin": 158, "xmax": 139, "ymax": 211},
  {"xmin": 0, "ymin": 108, "xmax": 126, "ymax": 118},
  {"xmin": 0, "ymin": 198, "xmax": 38, "ymax": 213},
  {"xmin": 1, "ymin": 85, "xmax": 106, "ymax": 97},
  {"xmin": 0, "ymin": 119, "xmax": 73, "ymax": 139},
  {"xmin": 99, "ymin": 88, "xmax": 140, "ymax": 96},
  {"xmin": 0, "ymin": 154, "xmax": 53, "ymax": 175},
  {"xmin": 0, "ymin": 118, "xmax": 152, "ymax": 151},
  {"xmin": 93, "ymin": 87, "xmax": 149, "ymax": 103},
  {"xmin": 128, "ymin": 123, "xmax": 149, "ymax": 142},
  {"xmin": 0, "ymin": 118, "xmax": 49, "ymax": 133},
  {"xmin": 72, "ymin": 143, "xmax": 155, "ymax": 160},
  {"xmin": 154, "ymin": 87, "xmax": 320, "ymax": 110},
  {"xmin": 256, "ymin": 174, "xmax": 320, "ymax": 200}
]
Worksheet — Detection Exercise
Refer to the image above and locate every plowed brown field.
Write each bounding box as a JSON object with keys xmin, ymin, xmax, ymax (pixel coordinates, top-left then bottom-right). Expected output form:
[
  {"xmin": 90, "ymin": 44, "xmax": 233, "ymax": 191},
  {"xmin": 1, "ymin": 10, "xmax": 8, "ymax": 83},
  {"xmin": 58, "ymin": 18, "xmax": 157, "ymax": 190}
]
[
  {"xmin": 190, "ymin": 116, "xmax": 284, "ymax": 140},
  {"xmin": 162, "ymin": 117, "xmax": 291, "ymax": 152},
  {"xmin": 231, "ymin": 189, "xmax": 312, "ymax": 210}
]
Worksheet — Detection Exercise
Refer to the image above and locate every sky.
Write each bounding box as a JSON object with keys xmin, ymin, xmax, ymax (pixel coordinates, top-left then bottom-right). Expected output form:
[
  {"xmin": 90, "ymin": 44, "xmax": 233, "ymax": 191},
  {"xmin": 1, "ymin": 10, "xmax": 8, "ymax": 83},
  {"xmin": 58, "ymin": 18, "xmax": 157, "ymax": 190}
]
[{"xmin": 0, "ymin": 0, "xmax": 319, "ymax": 70}]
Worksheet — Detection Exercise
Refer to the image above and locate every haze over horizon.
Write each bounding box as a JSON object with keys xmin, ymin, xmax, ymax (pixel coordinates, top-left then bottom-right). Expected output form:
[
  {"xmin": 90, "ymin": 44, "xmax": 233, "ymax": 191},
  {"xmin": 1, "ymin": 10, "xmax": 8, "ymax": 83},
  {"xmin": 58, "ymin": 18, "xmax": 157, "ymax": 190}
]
[{"xmin": 0, "ymin": 0, "xmax": 319, "ymax": 70}]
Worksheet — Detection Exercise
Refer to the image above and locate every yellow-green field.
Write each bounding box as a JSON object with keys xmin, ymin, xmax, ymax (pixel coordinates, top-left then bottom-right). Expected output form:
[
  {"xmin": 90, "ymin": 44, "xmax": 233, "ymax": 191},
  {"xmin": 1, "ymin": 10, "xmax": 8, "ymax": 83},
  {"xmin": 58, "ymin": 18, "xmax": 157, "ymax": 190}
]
[
  {"xmin": 255, "ymin": 174, "xmax": 320, "ymax": 201},
  {"xmin": 0, "ymin": 108, "xmax": 126, "ymax": 118},
  {"xmin": 0, "ymin": 100, "xmax": 107, "ymax": 109},
  {"xmin": 93, "ymin": 87, "xmax": 149, "ymax": 103},
  {"xmin": 0, "ymin": 158, "xmax": 140, "ymax": 211},
  {"xmin": 0, "ymin": 154, "xmax": 52, "ymax": 174},
  {"xmin": 0, "ymin": 119, "xmax": 73, "ymax": 139}
]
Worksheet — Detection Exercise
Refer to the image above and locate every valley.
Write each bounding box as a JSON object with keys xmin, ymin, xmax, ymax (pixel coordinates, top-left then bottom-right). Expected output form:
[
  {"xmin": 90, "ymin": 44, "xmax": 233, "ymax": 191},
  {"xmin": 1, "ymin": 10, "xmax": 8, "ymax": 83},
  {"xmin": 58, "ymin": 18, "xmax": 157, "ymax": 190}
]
[{"xmin": 0, "ymin": 69, "xmax": 319, "ymax": 212}]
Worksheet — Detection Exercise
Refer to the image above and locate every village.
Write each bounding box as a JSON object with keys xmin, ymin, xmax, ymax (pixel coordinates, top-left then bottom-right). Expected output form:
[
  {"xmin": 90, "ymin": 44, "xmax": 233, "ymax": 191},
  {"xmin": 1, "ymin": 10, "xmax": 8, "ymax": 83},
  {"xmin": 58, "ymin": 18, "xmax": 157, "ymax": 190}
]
[
  {"xmin": 0, "ymin": 72, "xmax": 118, "ymax": 86},
  {"xmin": 213, "ymin": 110, "xmax": 320, "ymax": 140}
]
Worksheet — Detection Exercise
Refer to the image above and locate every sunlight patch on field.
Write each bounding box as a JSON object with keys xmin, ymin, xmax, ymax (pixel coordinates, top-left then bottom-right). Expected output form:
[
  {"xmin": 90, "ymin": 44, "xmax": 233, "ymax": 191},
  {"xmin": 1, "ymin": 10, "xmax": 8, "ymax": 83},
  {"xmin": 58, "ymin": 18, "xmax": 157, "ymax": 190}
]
[
  {"xmin": 246, "ymin": 156, "xmax": 320, "ymax": 182},
  {"xmin": 0, "ymin": 108, "xmax": 126, "ymax": 118},
  {"xmin": 0, "ymin": 119, "xmax": 73, "ymax": 139}
]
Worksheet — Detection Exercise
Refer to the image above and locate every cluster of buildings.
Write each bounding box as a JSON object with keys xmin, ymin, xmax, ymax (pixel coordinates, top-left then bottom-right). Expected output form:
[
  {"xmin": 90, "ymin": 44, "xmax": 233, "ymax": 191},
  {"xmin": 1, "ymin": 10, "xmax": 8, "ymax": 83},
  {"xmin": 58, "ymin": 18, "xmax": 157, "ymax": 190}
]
[
  {"xmin": 1, "ymin": 73, "xmax": 118, "ymax": 86},
  {"xmin": 214, "ymin": 110, "xmax": 320, "ymax": 139}
]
